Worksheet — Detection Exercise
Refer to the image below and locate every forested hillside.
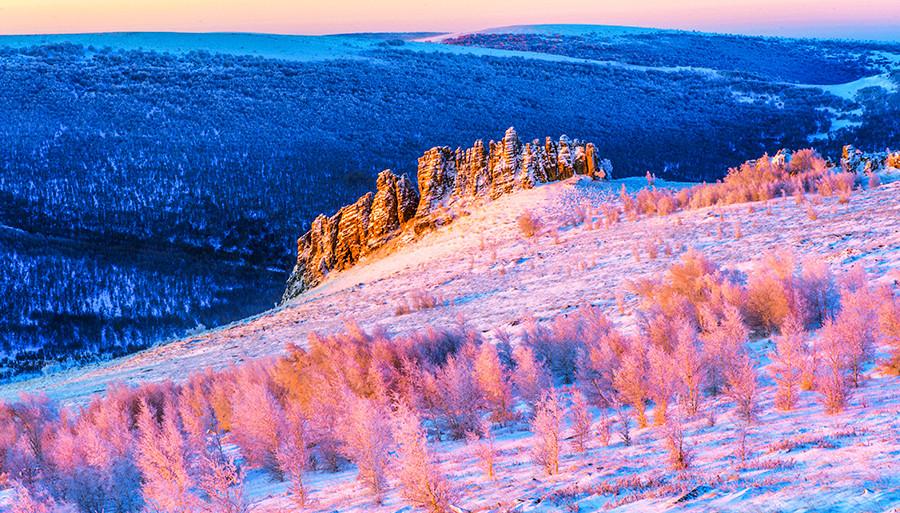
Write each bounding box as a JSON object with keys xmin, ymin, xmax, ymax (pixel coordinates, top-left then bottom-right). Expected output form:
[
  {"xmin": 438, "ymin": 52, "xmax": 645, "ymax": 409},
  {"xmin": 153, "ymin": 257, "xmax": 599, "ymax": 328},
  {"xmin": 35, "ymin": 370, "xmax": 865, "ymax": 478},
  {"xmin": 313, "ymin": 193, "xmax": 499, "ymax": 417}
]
[{"xmin": 0, "ymin": 29, "xmax": 897, "ymax": 378}]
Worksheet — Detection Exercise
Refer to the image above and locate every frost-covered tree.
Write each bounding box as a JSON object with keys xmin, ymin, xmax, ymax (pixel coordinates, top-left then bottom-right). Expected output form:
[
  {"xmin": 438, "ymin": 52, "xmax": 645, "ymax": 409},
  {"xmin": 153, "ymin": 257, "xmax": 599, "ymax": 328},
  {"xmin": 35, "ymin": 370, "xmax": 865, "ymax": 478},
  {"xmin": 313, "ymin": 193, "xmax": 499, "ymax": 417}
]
[
  {"xmin": 198, "ymin": 437, "xmax": 247, "ymax": 513},
  {"xmin": 512, "ymin": 345, "xmax": 550, "ymax": 410},
  {"xmin": 391, "ymin": 402, "xmax": 457, "ymax": 513},
  {"xmin": 724, "ymin": 354, "xmax": 759, "ymax": 422},
  {"xmin": 816, "ymin": 319, "xmax": 851, "ymax": 414},
  {"xmin": 613, "ymin": 341, "xmax": 648, "ymax": 428},
  {"xmin": 770, "ymin": 315, "xmax": 806, "ymax": 411},
  {"xmin": 473, "ymin": 342, "xmax": 514, "ymax": 422},
  {"xmin": 647, "ymin": 343, "xmax": 678, "ymax": 426},
  {"xmin": 230, "ymin": 368, "xmax": 282, "ymax": 472},
  {"xmin": 531, "ymin": 389, "xmax": 562, "ymax": 475},
  {"xmin": 464, "ymin": 418, "xmax": 496, "ymax": 481},
  {"xmin": 835, "ymin": 287, "xmax": 877, "ymax": 387},
  {"xmin": 337, "ymin": 394, "xmax": 392, "ymax": 502},
  {"xmin": 701, "ymin": 304, "xmax": 748, "ymax": 396},
  {"xmin": 664, "ymin": 409, "xmax": 692, "ymax": 471},
  {"xmin": 136, "ymin": 398, "xmax": 198, "ymax": 513},
  {"xmin": 877, "ymin": 287, "xmax": 900, "ymax": 373},
  {"xmin": 276, "ymin": 402, "xmax": 309, "ymax": 506},
  {"xmin": 569, "ymin": 389, "xmax": 592, "ymax": 453},
  {"xmin": 434, "ymin": 353, "xmax": 484, "ymax": 439},
  {"xmin": 673, "ymin": 322, "xmax": 706, "ymax": 415},
  {"xmin": 10, "ymin": 484, "xmax": 73, "ymax": 513}
]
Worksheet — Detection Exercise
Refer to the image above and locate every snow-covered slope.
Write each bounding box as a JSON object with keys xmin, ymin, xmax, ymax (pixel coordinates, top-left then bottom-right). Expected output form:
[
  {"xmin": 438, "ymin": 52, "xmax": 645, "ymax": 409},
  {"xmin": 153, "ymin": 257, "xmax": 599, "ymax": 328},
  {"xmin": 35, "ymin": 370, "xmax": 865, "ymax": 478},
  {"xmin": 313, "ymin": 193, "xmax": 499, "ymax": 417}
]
[
  {"xmin": 5, "ymin": 176, "xmax": 899, "ymax": 403},
  {"xmin": 2, "ymin": 173, "xmax": 900, "ymax": 511}
]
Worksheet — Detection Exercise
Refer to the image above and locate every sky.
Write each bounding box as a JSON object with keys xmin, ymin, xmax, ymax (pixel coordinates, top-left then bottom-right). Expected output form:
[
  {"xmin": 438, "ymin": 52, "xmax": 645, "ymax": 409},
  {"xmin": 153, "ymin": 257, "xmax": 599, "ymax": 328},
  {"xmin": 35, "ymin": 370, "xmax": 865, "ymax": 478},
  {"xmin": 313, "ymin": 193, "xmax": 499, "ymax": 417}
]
[{"xmin": 0, "ymin": 0, "xmax": 898, "ymax": 41}]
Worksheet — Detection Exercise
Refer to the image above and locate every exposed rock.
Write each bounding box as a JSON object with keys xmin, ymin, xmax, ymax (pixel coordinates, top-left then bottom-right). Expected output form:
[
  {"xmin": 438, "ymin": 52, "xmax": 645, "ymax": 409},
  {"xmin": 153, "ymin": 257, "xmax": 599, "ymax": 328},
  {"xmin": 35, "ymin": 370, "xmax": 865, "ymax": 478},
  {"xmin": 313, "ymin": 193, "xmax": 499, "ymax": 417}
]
[
  {"xmin": 416, "ymin": 147, "xmax": 457, "ymax": 217},
  {"xmin": 283, "ymin": 128, "xmax": 612, "ymax": 301},
  {"xmin": 842, "ymin": 144, "xmax": 900, "ymax": 174}
]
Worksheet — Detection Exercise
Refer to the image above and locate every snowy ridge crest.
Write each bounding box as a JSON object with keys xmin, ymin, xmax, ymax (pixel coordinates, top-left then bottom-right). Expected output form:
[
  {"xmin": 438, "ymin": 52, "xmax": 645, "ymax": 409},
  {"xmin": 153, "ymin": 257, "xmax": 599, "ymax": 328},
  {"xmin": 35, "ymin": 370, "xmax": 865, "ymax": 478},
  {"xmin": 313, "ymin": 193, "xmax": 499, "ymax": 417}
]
[{"xmin": 283, "ymin": 127, "xmax": 612, "ymax": 300}]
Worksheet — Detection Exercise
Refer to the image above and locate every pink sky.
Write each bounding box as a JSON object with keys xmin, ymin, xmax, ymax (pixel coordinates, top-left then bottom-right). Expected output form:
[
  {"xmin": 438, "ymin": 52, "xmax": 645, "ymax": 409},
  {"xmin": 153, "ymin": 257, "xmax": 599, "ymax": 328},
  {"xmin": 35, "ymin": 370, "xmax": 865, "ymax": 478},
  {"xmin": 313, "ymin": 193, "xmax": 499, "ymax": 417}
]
[{"xmin": 1, "ymin": 0, "xmax": 898, "ymax": 40}]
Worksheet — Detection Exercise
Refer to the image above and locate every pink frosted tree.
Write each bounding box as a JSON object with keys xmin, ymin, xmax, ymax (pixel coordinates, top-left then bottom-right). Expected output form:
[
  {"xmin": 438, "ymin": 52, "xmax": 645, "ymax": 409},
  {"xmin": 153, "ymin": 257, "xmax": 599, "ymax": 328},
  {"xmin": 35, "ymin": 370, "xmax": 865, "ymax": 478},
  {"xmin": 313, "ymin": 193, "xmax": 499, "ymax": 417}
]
[
  {"xmin": 835, "ymin": 287, "xmax": 877, "ymax": 387},
  {"xmin": 613, "ymin": 341, "xmax": 649, "ymax": 428},
  {"xmin": 230, "ymin": 368, "xmax": 283, "ymax": 472},
  {"xmin": 816, "ymin": 319, "xmax": 851, "ymax": 414},
  {"xmin": 569, "ymin": 388, "xmax": 592, "ymax": 453},
  {"xmin": 337, "ymin": 394, "xmax": 393, "ymax": 502},
  {"xmin": 512, "ymin": 345, "xmax": 550, "ymax": 410},
  {"xmin": 10, "ymin": 484, "xmax": 72, "ymax": 513},
  {"xmin": 434, "ymin": 352, "xmax": 485, "ymax": 439},
  {"xmin": 198, "ymin": 443, "xmax": 247, "ymax": 513},
  {"xmin": 275, "ymin": 402, "xmax": 309, "ymax": 506},
  {"xmin": 769, "ymin": 315, "xmax": 807, "ymax": 411},
  {"xmin": 531, "ymin": 389, "xmax": 563, "ymax": 475},
  {"xmin": 391, "ymin": 402, "xmax": 457, "ymax": 513},
  {"xmin": 877, "ymin": 287, "xmax": 900, "ymax": 373},
  {"xmin": 465, "ymin": 418, "xmax": 496, "ymax": 480},
  {"xmin": 673, "ymin": 322, "xmax": 706, "ymax": 415},
  {"xmin": 701, "ymin": 304, "xmax": 748, "ymax": 396},
  {"xmin": 664, "ymin": 409, "xmax": 692, "ymax": 471},
  {"xmin": 473, "ymin": 342, "xmax": 515, "ymax": 422},
  {"xmin": 646, "ymin": 343, "xmax": 678, "ymax": 426},
  {"xmin": 724, "ymin": 353, "xmax": 759, "ymax": 422},
  {"xmin": 136, "ymin": 398, "xmax": 199, "ymax": 513}
]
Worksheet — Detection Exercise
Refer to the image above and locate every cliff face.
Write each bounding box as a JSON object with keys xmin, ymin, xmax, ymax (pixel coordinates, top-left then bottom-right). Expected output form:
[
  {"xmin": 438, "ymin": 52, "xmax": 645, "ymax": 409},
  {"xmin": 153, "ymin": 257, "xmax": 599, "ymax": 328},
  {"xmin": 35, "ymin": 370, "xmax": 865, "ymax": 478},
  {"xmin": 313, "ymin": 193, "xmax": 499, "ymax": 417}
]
[{"xmin": 282, "ymin": 128, "xmax": 612, "ymax": 301}]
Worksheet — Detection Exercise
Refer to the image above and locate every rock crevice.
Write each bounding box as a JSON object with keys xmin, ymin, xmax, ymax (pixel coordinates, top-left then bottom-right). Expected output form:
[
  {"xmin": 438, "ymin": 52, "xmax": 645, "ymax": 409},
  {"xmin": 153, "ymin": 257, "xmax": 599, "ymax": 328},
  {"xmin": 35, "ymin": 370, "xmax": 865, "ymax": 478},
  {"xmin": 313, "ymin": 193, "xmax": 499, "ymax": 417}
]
[{"xmin": 283, "ymin": 128, "xmax": 612, "ymax": 301}]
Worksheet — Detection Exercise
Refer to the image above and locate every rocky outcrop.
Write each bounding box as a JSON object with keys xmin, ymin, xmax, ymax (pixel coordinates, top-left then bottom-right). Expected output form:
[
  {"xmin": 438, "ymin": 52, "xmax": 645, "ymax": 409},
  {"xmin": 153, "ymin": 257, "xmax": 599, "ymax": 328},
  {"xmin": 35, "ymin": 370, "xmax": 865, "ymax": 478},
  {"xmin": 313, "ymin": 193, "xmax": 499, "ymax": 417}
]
[
  {"xmin": 841, "ymin": 145, "xmax": 900, "ymax": 174},
  {"xmin": 283, "ymin": 128, "xmax": 612, "ymax": 301},
  {"xmin": 282, "ymin": 169, "xmax": 419, "ymax": 300}
]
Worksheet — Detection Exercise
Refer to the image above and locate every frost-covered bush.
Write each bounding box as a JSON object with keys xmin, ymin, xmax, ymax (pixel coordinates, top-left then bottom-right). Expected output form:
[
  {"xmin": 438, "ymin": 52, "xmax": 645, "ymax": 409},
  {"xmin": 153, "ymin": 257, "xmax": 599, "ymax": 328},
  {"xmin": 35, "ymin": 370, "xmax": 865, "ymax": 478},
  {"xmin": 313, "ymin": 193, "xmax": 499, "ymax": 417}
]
[
  {"xmin": 522, "ymin": 305, "xmax": 612, "ymax": 383},
  {"xmin": 517, "ymin": 210, "xmax": 542, "ymax": 238}
]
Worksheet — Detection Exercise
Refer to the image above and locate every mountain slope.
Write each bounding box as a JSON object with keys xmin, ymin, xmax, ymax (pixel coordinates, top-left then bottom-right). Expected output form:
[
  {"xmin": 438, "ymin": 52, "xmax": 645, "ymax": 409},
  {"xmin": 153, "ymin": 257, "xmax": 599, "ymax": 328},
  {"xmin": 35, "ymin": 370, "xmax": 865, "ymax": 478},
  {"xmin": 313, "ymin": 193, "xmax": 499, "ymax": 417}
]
[
  {"xmin": 2, "ymin": 143, "xmax": 900, "ymax": 511},
  {"xmin": 4, "ymin": 162, "xmax": 898, "ymax": 403}
]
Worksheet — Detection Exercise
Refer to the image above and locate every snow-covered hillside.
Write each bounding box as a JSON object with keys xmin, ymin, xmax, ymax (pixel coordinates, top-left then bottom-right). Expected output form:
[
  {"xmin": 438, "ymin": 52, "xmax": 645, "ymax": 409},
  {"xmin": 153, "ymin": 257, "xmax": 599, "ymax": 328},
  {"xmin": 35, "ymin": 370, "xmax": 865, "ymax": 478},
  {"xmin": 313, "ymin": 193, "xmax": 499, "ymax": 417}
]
[{"xmin": 3, "ymin": 158, "xmax": 900, "ymax": 511}]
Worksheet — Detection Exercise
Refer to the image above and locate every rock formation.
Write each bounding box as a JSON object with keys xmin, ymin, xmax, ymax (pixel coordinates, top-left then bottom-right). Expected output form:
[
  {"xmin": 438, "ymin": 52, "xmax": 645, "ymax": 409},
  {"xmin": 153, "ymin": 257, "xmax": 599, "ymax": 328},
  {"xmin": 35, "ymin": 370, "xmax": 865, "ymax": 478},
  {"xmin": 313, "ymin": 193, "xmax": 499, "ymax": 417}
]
[
  {"xmin": 841, "ymin": 144, "xmax": 900, "ymax": 174},
  {"xmin": 283, "ymin": 128, "xmax": 612, "ymax": 301}
]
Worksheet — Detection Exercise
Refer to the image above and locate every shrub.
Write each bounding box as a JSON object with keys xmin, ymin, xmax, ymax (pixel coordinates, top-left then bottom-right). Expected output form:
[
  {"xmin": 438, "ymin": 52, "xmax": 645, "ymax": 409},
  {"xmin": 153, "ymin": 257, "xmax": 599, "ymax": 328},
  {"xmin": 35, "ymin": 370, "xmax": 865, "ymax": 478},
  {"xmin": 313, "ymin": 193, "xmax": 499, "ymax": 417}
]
[
  {"xmin": 517, "ymin": 210, "xmax": 541, "ymax": 238},
  {"xmin": 524, "ymin": 306, "xmax": 612, "ymax": 383},
  {"xmin": 396, "ymin": 289, "xmax": 442, "ymax": 315}
]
